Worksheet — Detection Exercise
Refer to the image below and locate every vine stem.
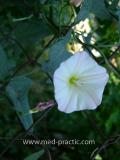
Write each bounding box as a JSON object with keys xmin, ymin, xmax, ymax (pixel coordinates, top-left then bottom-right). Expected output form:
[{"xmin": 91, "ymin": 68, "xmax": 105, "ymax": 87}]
[
  {"xmin": 0, "ymin": 108, "xmax": 52, "ymax": 158},
  {"xmin": 91, "ymin": 134, "xmax": 120, "ymax": 160}
]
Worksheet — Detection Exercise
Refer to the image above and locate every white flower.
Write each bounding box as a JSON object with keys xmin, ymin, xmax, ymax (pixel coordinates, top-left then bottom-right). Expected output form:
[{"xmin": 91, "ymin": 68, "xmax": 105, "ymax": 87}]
[{"xmin": 53, "ymin": 51, "xmax": 109, "ymax": 113}]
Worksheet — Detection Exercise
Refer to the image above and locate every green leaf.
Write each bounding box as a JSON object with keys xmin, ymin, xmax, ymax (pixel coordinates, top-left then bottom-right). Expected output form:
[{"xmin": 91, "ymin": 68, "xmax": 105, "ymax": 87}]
[
  {"xmin": 6, "ymin": 76, "xmax": 33, "ymax": 131},
  {"xmin": 42, "ymin": 33, "xmax": 71, "ymax": 75},
  {"xmin": 39, "ymin": 0, "xmax": 47, "ymax": 4},
  {"xmin": 52, "ymin": 1, "xmax": 75, "ymax": 26},
  {"xmin": 76, "ymin": 0, "xmax": 110, "ymax": 23},
  {"xmin": 0, "ymin": 45, "xmax": 15, "ymax": 80},
  {"xmin": 60, "ymin": 5, "xmax": 75, "ymax": 26},
  {"xmin": 95, "ymin": 154, "xmax": 102, "ymax": 160},
  {"xmin": 14, "ymin": 18, "xmax": 52, "ymax": 46},
  {"xmin": 24, "ymin": 149, "xmax": 44, "ymax": 160},
  {"xmin": 91, "ymin": 0, "xmax": 110, "ymax": 19},
  {"xmin": 116, "ymin": 9, "xmax": 120, "ymax": 33},
  {"xmin": 105, "ymin": 110, "xmax": 120, "ymax": 133},
  {"xmin": 75, "ymin": 0, "xmax": 92, "ymax": 22}
]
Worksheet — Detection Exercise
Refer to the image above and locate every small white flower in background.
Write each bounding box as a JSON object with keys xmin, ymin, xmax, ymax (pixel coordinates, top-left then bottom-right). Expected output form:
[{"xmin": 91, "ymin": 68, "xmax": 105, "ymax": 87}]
[
  {"xmin": 53, "ymin": 51, "xmax": 109, "ymax": 113},
  {"xmin": 70, "ymin": 0, "xmax": 82, "ymax": 7}
]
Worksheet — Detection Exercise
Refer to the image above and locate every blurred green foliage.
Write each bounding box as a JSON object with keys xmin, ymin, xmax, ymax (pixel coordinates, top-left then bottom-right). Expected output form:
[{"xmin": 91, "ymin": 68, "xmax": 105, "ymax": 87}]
[{"xmin": 0, "ymin": 0, "xmax": 120, "ymax": 160}]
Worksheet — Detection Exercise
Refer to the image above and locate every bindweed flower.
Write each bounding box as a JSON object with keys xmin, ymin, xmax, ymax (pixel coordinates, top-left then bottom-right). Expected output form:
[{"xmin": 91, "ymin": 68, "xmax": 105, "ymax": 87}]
[
  {"xmin": 53, "ymin": 51, "xmax": 109, "ymax": 113},
  {"xmin": 29, "ymin": 100, "xmax": 55, "ymax": 114}
]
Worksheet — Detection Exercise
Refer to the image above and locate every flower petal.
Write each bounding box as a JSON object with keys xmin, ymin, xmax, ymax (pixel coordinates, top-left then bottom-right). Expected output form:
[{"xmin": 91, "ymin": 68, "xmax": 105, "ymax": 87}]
[
  {"xmin": 74, "ymin": 52, "xmax": 99, "ymax": 75},
  {"xmin": 55, "ymin": 87, "xmax": 72, "ymax": 112},
  {"xmin": 77, "ymin": 90, "xmax": 97, "ymax": 110},
  {"xmin": 77, "ymin": 63, "xmax": 109, "ymax": 107},
  {"xmin": 57, "ymin": 90, "xmax": 79, "ymax": 113}
]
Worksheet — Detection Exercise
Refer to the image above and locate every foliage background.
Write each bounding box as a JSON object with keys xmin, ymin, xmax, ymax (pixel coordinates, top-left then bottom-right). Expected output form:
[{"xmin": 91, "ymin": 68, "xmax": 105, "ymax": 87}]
[{"xmin": 0, "ymin": 0, "xmax": 120, "ymax": 159}]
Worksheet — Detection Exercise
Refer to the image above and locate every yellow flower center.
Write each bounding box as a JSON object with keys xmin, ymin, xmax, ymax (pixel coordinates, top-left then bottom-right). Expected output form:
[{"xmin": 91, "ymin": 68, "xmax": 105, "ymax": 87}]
[{"xmin": 69, "ymin": 75, "xmax": 79, "ymax": 85}]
